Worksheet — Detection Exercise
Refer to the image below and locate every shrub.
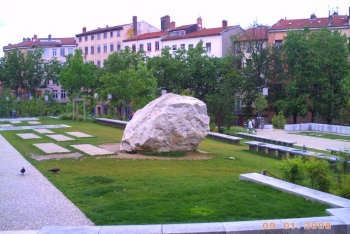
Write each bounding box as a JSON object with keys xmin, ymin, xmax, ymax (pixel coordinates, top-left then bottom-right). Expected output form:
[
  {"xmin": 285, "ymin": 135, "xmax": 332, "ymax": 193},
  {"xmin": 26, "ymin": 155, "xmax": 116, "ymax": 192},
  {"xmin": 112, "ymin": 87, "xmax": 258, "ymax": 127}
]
[
  {"xmin": 275, "ymin": 156, "xmax": 304, "ymax": 184},
  {"xmin": 333, "ymin": 174, "xmax": 350, "ymax": 198},
  {"xmin": 224, "ymin": 126, "xmax": 249, "ymax": 135},
  {"xmin": 272, "ymin": 111, "xmax": 286, "ymax": 129},
  {"xmin": 303, "ymin": 157, "xmax": 332, "ymax": 192}
]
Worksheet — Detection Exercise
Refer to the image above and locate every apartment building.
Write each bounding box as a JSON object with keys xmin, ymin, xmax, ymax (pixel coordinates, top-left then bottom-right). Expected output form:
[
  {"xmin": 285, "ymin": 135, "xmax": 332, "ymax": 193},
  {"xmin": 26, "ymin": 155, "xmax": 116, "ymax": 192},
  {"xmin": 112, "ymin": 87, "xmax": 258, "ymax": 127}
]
[
  {"xmin": 2, "ymin": 35, "xmax": 75, "ymax": 102},
  {"xmin": 123, "ymin": 15, "xmax": 243, "ymax": 58},
  {"xmin": 75, "ymin": 16, "xmax": 159, "ymax": 66}
]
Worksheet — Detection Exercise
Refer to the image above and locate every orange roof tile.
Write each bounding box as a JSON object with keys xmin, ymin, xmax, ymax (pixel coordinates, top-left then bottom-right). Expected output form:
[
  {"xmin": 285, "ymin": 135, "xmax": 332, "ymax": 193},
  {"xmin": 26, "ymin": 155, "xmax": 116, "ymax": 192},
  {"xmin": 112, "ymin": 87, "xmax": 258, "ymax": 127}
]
[
  {"xmin": 123, "ymin": 31, "xmax": 168, "ymax": 42},
  {"xmin": 161, "ymin": 26, "xmax": 238, "ymax": 41},
  {"xmin": 270, "ymin": 14, "xmax": 349, "ymax": 30},
  {"xmin": 238, "ymin": 27, "xmax": 269, "ymax": 41},
  {"xmin": 3, "ymin": 37, "xmax": 76, "ymax": 51}
]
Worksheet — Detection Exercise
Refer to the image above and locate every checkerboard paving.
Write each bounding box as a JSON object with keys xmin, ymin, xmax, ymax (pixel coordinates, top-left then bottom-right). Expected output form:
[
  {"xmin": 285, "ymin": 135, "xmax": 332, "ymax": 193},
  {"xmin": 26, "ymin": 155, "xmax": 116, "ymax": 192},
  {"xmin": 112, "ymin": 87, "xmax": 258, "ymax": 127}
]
[
  {"xmin": 65, "ymin": 132, "xmax": 93, "ymax": 138},
  {"xmin": 0, "ymin": 124, "xmax": 13, "ymax": 127},
  {"xmin": 17, "ymin": 133, "xmax": 41, "ymax": 139},
  {"xmin": 34, "ymin": 129, "xmax": 54, "ymax": 134},
  {"xmin": 33, "ymin": 143, "xmax": 70, "ymax": 153},
  {"xmin": 47, "ymin": 134, "xmax": 75, "ymax": 141},
  {"xmin": 70, "ymin": 144, "xmax": 114, "ymax": 155},
  {"xmin": 27, "ymin": 121, "xmax": 41, "ymax": 124}
]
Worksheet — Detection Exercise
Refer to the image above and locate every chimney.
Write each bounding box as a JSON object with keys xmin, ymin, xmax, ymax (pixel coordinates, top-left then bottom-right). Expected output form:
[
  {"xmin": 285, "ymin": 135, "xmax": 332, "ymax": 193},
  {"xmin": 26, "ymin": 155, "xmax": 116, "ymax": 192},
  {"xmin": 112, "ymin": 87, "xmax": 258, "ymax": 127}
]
[
  {"xmin": 328, "ymin": 10, "xmax": 332, "ymax": 25},
  {"xmin": 27, "ymin": 37, "xmax": 31, "ymax": 41},
  {"xmin": 8, "ymin": 43, "xmax": 11, "ymax": 46},
  {"xmin": 222, "ymin": 20, "xmax": 227, "ymax": 30},
  {"xmin": 133, "ymin": 16, "xmax": 137, "ymax": 36},
  {"xmin": 33, "ymin": 34, "xmax": 37, "ymax": 41},
  {"xmin": 83, "ymin": 27, "xmax": 86, "ymax": 33},
  {"xmin": 310, "ymin": 13, "xmax": 316, "ymax": 19},
  {"xmin": 23, "ymin": 38, "xmax": 26, "ymax": 42},
  {"xmin": 106, "ymin": 25, "xmax": 108, "ymax": 28},
  {"xmin": 161, "ymin": 15, "xmax": 170, "ymax": 31},
  {"xmin": 197, "ymin": 17, "xmax": 202, "ymax": 30},
  {"xmin": 170, "ymin": 21, "xmax": 176, "ymax": 29}
]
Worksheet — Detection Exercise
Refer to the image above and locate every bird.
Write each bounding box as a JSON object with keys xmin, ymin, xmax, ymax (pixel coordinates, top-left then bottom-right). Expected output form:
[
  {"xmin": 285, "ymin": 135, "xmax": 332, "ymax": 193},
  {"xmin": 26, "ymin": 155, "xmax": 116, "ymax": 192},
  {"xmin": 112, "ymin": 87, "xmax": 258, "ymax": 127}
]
[
  {"xmin": 20, "ymin": 167, "xmax": 25, "ymax": 175},
  {"xmin": 48, "ymin": 168, "xmax": 60, "ymax": 173}
]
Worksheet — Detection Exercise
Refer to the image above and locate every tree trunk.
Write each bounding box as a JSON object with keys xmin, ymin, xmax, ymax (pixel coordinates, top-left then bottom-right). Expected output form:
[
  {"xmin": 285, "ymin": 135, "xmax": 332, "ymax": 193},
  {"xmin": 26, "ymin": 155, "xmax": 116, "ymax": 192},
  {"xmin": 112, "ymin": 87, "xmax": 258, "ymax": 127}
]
[{"xmin": 293, "ymin": 114, "xmax": 297, "ymax": 124}]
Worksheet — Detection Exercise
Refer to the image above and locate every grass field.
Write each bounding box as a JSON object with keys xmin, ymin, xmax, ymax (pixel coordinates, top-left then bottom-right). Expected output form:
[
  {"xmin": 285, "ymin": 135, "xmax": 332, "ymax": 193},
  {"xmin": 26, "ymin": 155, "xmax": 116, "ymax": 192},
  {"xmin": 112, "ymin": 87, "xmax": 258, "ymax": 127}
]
[
  {"xmin": 290, "ymin": 131, "xmax": 350, "ymax": 141},
  {"xmin": 1, "ymin": 117, "xmax": 331, "ymax": 225}
]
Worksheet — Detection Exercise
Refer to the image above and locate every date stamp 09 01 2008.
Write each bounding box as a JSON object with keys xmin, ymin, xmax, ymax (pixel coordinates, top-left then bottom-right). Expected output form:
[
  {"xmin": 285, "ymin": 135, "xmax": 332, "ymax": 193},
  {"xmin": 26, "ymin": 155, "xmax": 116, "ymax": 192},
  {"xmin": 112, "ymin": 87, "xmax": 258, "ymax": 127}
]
[{"xmin": 263, "ymin": 222, "xmax": 331, "ymax": 230}]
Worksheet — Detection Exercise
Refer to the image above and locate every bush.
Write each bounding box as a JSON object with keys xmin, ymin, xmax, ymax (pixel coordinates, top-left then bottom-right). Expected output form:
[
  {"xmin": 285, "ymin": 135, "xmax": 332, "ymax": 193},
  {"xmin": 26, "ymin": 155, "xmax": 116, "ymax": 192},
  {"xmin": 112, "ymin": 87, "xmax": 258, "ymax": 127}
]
[
  {"xmin": 303, "ymin": 157, "xmax": 332, "ymax": 192},
  {"xmin": 224, "ymin": 126, "xmax": 249, "ymax": 135},
  {"xmin": 333, "ymin": 174, "xmax": 350, "ymax": 198},
  {"xmin": 275, "ymin": 156, "xmax": 304, "ymax": 184},
  {"xmin": 272, "ymin": 111, "xmax": 286, "ymax": 129}
]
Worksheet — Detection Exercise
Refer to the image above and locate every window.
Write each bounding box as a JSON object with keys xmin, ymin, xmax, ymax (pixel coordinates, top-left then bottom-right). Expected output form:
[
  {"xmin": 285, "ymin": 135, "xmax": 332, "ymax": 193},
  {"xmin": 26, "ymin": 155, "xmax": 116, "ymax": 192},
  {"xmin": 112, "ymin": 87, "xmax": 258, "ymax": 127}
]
[
  {"xmin": 257, "ymin": 43, "xmax": 262, "ymax": 51},
  {"xmin": 79, "ymin": 37, "xmax": 82, "ymax": 42},
  {"xmin": 206, "ymin": 42, "xmax": 211, "ymax": 52},
  {"xmin": 132, "ymin": 44, "xmax": 136, "ymax": 53},
  {"xmin": 155, "ymin": 41, "xmax": 160, "ymax": 51},
  {"xmin": 78, "ymin": 47, "xmax": 82, "ymax": 51},
  {"xmin": 236, "ymin": 45, "xmax": 241, "ymax": 52},
  {"xmin": 91, "ymin": 46, "xmax": 94, "ymax": 55},
  {"xmin": 91, "ymin": 35, "xmax": 94, "ymax": 40},
  {"xmin": 52, "ymin": 49, "xmax": 57, "ymax": 57},
  {"xmin": 52, "ymin": 90, "xmax": 58, "ymax": 99},
  {"xmin": 68, "ymin": 48, "xmax": 73, "ymax": 54},
  {"xmin": 60, "ymin": 48, "xmax": 65, "ymax": 56},
  {"xmin": 147, "ymin": 43, "xmax": 151, "ymax": 51},
  {"xmin": 110, "ymin": 31, "xmax": 113, "ymax": 37},
  {"xmin": 117, "ymin": 30, "xmax": 121, "ymax": 37},
  {"xmin": 45, "ymin": 78, "xmax": 50, "ymax": 85},
  {"xmin": 97, "ymin": 34, "xmax": 101, "ymax": 40},
  {"xmin": 44, "ymin": 48, "xmax": 49, "ymax": 57},
  {"xmin": 97, "ymin": 45, "xmax": 101, "ymax": 54},
  {"xmin": 61, "ymin": 89, "xmax": 66, "ymax": 99},
  {"xmin": 103, "ymin": 59, "xmax": 106, "ymax": 65},
  {"xmin": 103, "ymin": 44, "xmax": 107, "ymax": 53},
  {"xmin": 180, "ymin": 44, "xmax": 185, "ymax": 50},
  {"xmin": 97, "ymin": 60, "xmax": 101, "ymax": 67},
  {"xmin": 188, "ymin": 44, "xmax": 193, "ymax": 49},
  {"xmin": 84, "ymin": 47, "xmax": 88, "ymax": 55},
  {"xmin": 117, "ymin": 42, "xmax": 121, "ymax": 51},
  {"xmin": 172, "ymin": 45, "xmax": 177, "ymax": 50},
  {"xmin": 110, "ymin": 43, "xmax": 114, "ymax": 52},
  {"xmin": 275, "ymin": 40, "xmax": 282, "ymax": 47},
  {"xmin": 139, "ymin": 44, "xmax": 144, "ymax": 51},
  {"xmin": 246, "ymin": 44, "xmax": 251, "ymax": 52},
  {"xmin": 103, "ymin": 32, "xmax": 107, "ymax": 39},
  {"xmin": 84, "ymin": 36, "xmax": 88, "ymax": 41}
]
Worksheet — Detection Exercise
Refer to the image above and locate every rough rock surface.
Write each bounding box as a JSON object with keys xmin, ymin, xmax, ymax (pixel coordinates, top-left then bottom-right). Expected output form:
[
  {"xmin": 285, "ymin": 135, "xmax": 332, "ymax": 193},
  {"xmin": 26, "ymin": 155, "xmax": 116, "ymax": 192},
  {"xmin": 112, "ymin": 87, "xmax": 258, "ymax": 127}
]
[{"xmin": 120, "ymin": 93, "xmax": 210, "ymax": 152}]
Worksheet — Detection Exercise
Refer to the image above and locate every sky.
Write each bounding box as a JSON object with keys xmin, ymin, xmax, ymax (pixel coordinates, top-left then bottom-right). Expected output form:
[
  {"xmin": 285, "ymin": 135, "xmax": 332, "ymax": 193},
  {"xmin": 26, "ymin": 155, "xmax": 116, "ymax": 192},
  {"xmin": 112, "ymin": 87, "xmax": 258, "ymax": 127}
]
[{"xmin": 0, "ymin": 0, "xmax": 349, "ymax": 57}]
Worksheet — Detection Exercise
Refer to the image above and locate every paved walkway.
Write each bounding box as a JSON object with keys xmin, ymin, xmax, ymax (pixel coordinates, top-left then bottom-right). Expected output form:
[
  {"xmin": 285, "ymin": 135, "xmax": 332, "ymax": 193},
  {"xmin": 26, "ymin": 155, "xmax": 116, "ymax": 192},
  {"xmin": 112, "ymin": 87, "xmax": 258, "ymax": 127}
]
[
  {"xmin": 256, "ymin": 129, "xmax": 350, "ymax": 152},
  {"xmin": 0, "ymin": 134, "xmax": 93, "ymax": 231}
]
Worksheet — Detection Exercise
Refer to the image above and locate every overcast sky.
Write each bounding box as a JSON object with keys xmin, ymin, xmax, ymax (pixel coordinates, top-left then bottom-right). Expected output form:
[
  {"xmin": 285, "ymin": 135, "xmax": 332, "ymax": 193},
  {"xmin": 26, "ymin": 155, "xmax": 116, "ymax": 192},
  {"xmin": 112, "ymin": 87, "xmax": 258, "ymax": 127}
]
[{"xmin": 0, "ymin": 0, "xmax": 349, "ymax": 57}]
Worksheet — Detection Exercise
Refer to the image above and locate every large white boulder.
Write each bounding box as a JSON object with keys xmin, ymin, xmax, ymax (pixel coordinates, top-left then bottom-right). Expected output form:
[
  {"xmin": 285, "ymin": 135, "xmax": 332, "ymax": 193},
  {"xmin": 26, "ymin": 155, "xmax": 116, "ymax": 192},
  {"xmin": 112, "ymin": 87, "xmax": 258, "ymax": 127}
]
[{"xmin": 120, "ymin": 93, "xmax": 210, "ymax": 153}]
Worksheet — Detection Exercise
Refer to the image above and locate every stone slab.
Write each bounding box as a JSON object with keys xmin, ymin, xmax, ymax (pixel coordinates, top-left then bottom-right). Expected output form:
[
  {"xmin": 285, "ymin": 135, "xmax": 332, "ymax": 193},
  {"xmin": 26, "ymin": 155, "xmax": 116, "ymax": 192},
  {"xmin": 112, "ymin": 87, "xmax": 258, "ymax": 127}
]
[
  {"xmin": 0, "ymin": 124, "xmax": 13, "ymax": 127},
  {"xmin": 100, "ymin": 225, "xmax": 162, "ymax": 234},
  {"xmin": 38, "ymin": 226, "xmax": 101, "ymax": 234},
  {"xmin": 223, "ymin": 219, "xmax": 286, "ymax": 233},
  {"xmin": 326, "ymin": 208, "xmax": 350, "ymax": 226},
  {"xmin": 0, "ymin": 124, "xmax": 71, "ymax": 131},
  {"xmin": 163, "ymin": 222, "xmax": 225, "ymax": 234},
  {"xmin": 17, "ymin": 133, "xmax": 41, "ymax": 139},
  {"xmin": 33, "ymin": 143, "xmax": 70, "ymax": 153},
  {"xmin": 47, "ymin": 134, "xmax": 75, "ymax": 141},
  {"xmin": 33, "ymin": 129, "xmax": 54, "ymax": 134},
  {"xmin": 70, "ymin": 144, "xmax": 114, "ymax": 155},
  {"xmin": 0, "ymin": 117, "xmax": 38, "ymax": 122},
  {"xmin": 240, "ymin": 173, "xmax": 350, "ymax": 208},
  {"xmin": 66, "ymin": 131, "xmax": 93, "ymax": 138},
  {"xmin": 27, "ymin": 121, "xmax": 41, "ymax": 124},
  {"xmin": 9, "ymin": 120, "xmax": 21, "ymax": 124}
]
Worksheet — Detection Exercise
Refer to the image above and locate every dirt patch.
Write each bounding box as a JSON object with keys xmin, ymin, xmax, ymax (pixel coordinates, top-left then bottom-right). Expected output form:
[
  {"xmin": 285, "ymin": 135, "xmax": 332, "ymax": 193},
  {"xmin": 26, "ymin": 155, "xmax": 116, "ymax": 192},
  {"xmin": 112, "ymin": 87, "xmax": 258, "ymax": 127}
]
[
  {"xmin": 97, "ymin": 143, "xmax": 212, "ymax": 160},
  {"xmin": 30, "ymin": 143, "xmax": 211, "ymax": 161}
]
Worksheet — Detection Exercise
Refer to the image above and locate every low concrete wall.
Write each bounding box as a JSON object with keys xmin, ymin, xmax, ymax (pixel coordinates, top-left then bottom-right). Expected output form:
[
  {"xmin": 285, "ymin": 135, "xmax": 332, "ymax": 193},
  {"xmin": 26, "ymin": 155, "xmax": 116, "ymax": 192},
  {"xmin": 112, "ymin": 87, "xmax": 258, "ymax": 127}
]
[{"xmin": 285, "ymin": 123, "xmax": 350, "ymax": 135}]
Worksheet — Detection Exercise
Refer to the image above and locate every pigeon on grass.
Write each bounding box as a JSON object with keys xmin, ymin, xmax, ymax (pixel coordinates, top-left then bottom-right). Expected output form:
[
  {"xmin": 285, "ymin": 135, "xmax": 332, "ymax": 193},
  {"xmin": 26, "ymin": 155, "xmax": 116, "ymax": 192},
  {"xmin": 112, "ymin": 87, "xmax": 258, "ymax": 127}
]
[
  {"xmin": 20, "ymin": 167, "xmax": 25, "ymax": 175},
  {"xmin": 48, "ymin": 168, "xmax": 60, "ymax": 173}
]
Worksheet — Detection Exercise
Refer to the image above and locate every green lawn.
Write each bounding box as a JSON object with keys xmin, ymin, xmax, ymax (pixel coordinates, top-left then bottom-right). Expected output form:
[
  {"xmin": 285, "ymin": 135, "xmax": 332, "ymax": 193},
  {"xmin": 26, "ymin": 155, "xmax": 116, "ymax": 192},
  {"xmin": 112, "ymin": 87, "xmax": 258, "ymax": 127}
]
[
  {"xmin": 290, "ymin": 131, "xmax": 350, "ymax": 141},
  {"xmin": 1, "ymin": 117, "xmax": 331, "ymax": 225}
]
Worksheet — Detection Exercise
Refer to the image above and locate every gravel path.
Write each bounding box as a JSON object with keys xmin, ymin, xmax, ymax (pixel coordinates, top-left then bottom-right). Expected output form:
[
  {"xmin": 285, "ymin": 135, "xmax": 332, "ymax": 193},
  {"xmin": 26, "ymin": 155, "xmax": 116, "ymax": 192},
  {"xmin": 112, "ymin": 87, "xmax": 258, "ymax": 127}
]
[{"xmin": 0, "ymin": 134, "xmax": 94, "ymax": 231}]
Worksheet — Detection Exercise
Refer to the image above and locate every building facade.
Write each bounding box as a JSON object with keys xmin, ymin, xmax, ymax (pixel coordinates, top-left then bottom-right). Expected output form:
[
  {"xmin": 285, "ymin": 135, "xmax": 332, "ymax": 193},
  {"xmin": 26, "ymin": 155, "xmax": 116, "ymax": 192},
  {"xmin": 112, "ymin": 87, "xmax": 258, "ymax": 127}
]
[
  {"xmin": 75, "ymin": 16, "xmax": 159, "ymax": 66},
  {"xmin": 2, "ymin": 35, "xmax": 76, "ymax": 102},
  {"xmin": 123, "ymin": 16, "xmax": 243, "ymax": 58}
]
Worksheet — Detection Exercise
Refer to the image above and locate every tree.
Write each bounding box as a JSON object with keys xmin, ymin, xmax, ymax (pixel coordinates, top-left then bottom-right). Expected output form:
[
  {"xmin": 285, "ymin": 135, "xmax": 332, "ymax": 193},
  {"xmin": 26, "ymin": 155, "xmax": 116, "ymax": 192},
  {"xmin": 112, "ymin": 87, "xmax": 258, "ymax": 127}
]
[
  {"xmin": 58, "ymin": 49, "xmax": 96, "ymax": 97},
  {"xmin": 230, "ymin": 23, "xmax": 270, "ymax": 115},
  {"xmin": 282, "ymin": 27, "xmax": 349, "ymax": 124}
]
